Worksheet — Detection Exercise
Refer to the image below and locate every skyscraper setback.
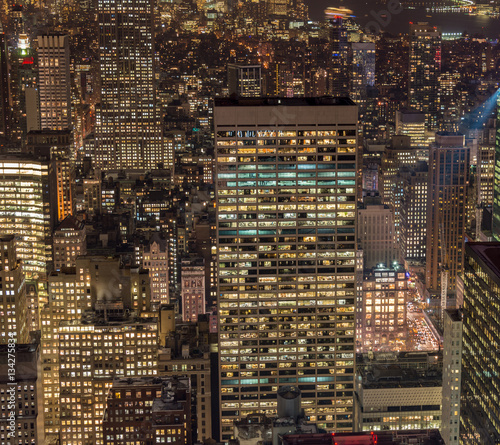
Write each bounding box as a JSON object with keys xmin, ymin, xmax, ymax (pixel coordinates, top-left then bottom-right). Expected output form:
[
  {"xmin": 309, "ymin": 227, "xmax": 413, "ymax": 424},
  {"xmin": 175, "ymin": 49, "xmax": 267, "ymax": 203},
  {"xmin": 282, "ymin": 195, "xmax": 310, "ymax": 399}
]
[
  {"xmin": 215, "ymin": 97, "xmax": 358, "ymax": 438},
  {"xmin": 95, "ymin": 0, "xmax": 163, "ymax": 170}
]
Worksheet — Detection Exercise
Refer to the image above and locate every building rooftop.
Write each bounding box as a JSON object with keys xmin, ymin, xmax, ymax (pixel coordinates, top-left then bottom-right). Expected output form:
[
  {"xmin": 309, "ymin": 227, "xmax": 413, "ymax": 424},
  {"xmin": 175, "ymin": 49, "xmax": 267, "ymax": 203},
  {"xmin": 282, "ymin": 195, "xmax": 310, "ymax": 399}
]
[
  {"xmin": 214, "ymin": 96, "xmax": 356, "ymax": 107},
  {"xmin": 466, "ymin": 242, "xmax": 500, "ymax": 281},
  {"xmin": 55, "ymin": 215, "xmax": 85, "ymax": 232},
  {"xmin": 445, "ymin": 308, "xmax": 463, "ymax": 322}
]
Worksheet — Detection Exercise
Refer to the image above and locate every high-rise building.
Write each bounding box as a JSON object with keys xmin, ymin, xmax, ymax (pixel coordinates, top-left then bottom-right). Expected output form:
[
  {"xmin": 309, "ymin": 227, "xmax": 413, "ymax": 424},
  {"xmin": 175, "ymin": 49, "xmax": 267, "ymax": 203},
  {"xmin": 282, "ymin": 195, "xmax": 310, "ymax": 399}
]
[
  {"xmin": 396, "ymin": 109, "xmax": 427, "ymax": 148},
  {"xmin": 425, "ymin": 133, "xmax": 469, "ymax": 293},
  {"xmin": 357, "ymin": 196, "xmax": 398, "ymax": 269},
  {"xmin": 441, "ymin": 308, "xmax": 462, "ymax": 445},
  {"xmin": 380, "ymin": 136, "xmax": 417, "ymax": 208},
  {"xmin": 37, "ymin": 34, "xmax": 71, "ymax": 131},
  {"xmin": 181, "ymin": 256, "xmax": 206, "ymax": 322},
  {"xmin": 461, "ymin": 242, "xmax": 500, "ymax": 444},
  {"xmin": 102, "ymin": 376, "xmax": 192, "ymax": 445},
  {"xmin": 0, "ymin": 342, "xmax": 45, "ymax": 445},
  {"xmin": 214, "ymin": 97, "xmax": 358, "ymax": 438},
  {"xmin": 227, "ymin": 64, "xmax": 262, "ymax": 98},
  {"xmin": 0, "ymin": 155, "xmax": 52, "ymax": 280},
  {"xmin": 398, "ymin": 162, "xmax": 428, "ymax": 265},
  {"xmin": 58, "ymin": 315, "xmax": 158, "ymax": 445},
  {"xmin": 350, "ymin": 42, "xmax": 375, "ymax": 111},
  {"xmin": 27, "ymin": 129, "xmax": 75, "ymax": 224},
  {"xmin": 0, "ymin": 236, "xmax": 29, "ymax": 345},
  {"xmin": 492, "ymin": 96, "xmax": 500, "ymax": 240},
  {"xmin": 11, "ymin": 34, "xmax": 39, "ymax": 143},
  {"xmin": 95, "ymin": 0, "xmax": 163, "ymax": 170},
  {"xmin": 0, "ymin": 30, "xmax": 12, "ymax": 140},
  {"xmin": 41, "ymin": 256, "xmax": 153, "ymax": 442},
  {"xmin": 52, "ymin": 215, "xmax": 86, "ymax": 270},
  {"xmin": 409, "ymin": 23, "xmax": 441, "ymax": 130},
  {"xmin": 142, "ymin": 233, "xmax": 169, "ymax": 308},
  {"xmin": 267, "ymin": 0, "xmax": 288, "ymax": 15},
  {"xmin": 356, "ymin": 264, "xmax": 408, "ymax": 353},
  {"xmin": 329, "ymin": 17, "xmax": 350, "ymax": 97}
]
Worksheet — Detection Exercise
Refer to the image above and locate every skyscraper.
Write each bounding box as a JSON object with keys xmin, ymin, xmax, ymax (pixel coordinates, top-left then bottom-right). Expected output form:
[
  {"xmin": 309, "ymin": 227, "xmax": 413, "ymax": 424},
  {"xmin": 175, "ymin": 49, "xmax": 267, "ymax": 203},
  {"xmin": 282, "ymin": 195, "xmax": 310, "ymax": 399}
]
[
  {"xmin": 350, "ymin": 42, "xmax": 375, "ymax": 108},
  {"xmin": 492, "ymin": 96, "xmax": 500, "ymax": 240},
  {"xmin": 329, "ymin": 17, "xmax": 350, "ymax": 97},
  {"xmin": 409, "ymin": 23, "xmax": 441, "ymax": 130},
  {"xmin": 267, "ymin": 0, "xmax": 288, "ymax": 15},
  {"xmin": 227, "ymin": 64, "xmax": 262, "ymax": 98},
  {"xmin": 95, "ymin": 0, "xmax": 163, "ymax": 170},
  {"xmin": 425, "ymin": 132, "xmax": 469, "ymax": 294},
  {"xmin": 0, "ymin": 30, "xmax": 12, "ymax": 140},
  {"xmin": 0, "ymin": 155, "xmax": 52, "ymax": 280},
  {"xmin": 441, "ymin": 308, "xmax": 462, "ymax": 445},
  {"xmin": 37, "ymin": 34, "xmax": 71, "ymax": 131},
  {"xmin": 395, "ymin": 109, "xmax": 427, "ymax": 148},
  {"xmin": 461, "ymin": 242, "xmax": 500, "ymax": 444},
  {"xmin": 214, "ymin": 97, "xmax": 358, "ymax": 438}
]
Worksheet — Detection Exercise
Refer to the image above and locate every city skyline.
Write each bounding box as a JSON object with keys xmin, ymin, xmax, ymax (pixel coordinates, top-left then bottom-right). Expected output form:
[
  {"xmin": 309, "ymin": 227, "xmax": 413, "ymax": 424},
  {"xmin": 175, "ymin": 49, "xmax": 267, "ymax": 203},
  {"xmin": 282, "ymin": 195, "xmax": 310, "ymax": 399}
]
[{"xmin": 0, "ymin": 0, "xmax": 498, "ymax": 444}]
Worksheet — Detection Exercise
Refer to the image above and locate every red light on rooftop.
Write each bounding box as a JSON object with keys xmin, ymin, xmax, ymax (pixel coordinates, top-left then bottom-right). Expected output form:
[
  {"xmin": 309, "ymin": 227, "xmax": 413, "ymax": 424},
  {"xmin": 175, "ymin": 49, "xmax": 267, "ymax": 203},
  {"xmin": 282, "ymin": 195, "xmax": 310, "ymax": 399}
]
[{"xmin": 22, "ymin": 57, "xmax": 33, "ymax": 65}]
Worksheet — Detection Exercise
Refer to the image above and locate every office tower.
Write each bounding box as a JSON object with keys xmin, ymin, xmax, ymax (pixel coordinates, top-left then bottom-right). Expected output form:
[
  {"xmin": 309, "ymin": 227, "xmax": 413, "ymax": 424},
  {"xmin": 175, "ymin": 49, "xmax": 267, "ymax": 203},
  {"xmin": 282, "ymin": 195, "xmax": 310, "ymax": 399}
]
[
  {"xmin": 41, "ymin": 256, "xmax": 153, "ymax": 442},
  {"xmin": 477, "ymin": 142, "xmax": 495, "ymax": 208},
  {"xmin": 461, "ymin": 242, "xmax": 500, "ymax": 444},
  {"xmin": 181, "ymin": 257, "xmax": 206, "ymax": 322},
  {"xmin": 11, "ymin": 34, "xmax": 39, "ymax": 142},
  {"xmin": 350, "ymin": 42, "xmax": 375, "ymax": 111},
  {"xmin": 143, "ymin": 234, "xmax": 169, "ymax": 308},
  {"xmin": 95, "ymin": 0, "xmax": 163, "ymax": 171},
  {"xmin": 329, "ymin": 17, "xmax": 350, "ymax": 97},
  {"xmin": 58, "ymin": 316, "xmax": 158, "ymax": 445},
  {"xmin": 409, "ymin": 23, "xmax": 441, "ymax": 130},
  {"xmin": 493, "ymin": 96, "xmax": 500, "ymax": 240},
  {"xmin": 355, "ymin": 353, "xmax": 442, "ymax": 432},
  {"xmin": 102, "ymin": 376, "xmax": 192, "ymax": 445},
  {"xmin": 228, "ymin": 64, "xmax": 262, "ymax": 98},
  {"xmin": 267, "ymin": 0, "xmax": 288, "ymax": 15},
  {"xmin": 27, "ymin": 130, "xmax": 75, "ymax": 223},
  {"xmin": 356, "ymin": 264, "xmax": 407, "ymax": 353},
  {"xmin": 41, "ymin": 268, "xmax": 78, "ymax": 441},
  {"xmin": 0, "ymin": 30, "xmax": 12, "ymax": 140},
  {"xmin": 396, "ymin": 110, "xmax": 427, "ymax": 148},
  {"xmin": 398, "ymin": 162, "xmax": 428, "ymax": 265},
  {"xmin": 52, "ymin": 215, "xmax": 86, "ymax": 270},
  {"xmin": 0, "ymin": 155, "xmax": 52, "ymax": 280},
  {"xmin": 214, "ymin": 97, "xmax": 358, "ymax": 438},
  {"xmin": 0, "ymin": 236, "xmax": 29, "ymax": 345},
  {"xmin": 425, "ymin": 133, "xmax": 469, "ymax": 293},
  {"xmin": 357, "ymin": 196, "xmax": 398, "ymax": 269},
  {"xmin": 37, "ymin": 35, "xmax": 71, "ymax": 131},
  {"xmin": 441, "ymin": 309, "xmax": 462, "ymax": 445},
  {"xmin": 0, "ymin": 342, "xmax": 45, "ymax": 444},
  {"xmin": 158, "ymin": 318, "xmax": 213, "ymax": 442},
  {"xmin": 380, "ymin": 136, "xmax": 417, "ymax": 208}
]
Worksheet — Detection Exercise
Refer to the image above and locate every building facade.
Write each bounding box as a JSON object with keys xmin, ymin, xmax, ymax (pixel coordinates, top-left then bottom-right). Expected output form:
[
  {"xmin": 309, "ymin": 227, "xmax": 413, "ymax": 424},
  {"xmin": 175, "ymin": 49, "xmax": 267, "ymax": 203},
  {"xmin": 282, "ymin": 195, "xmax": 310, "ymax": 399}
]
[
  {"xmin": 409, "ymin": 23, "xmax": 441, "ymax": 130},
  {"xmin": 425, "ymin": 133, "xmax": 469, "ymax": 293},
  {"xmin": 357, "ymin": 265, "xmax": 408, "ymax": 353},
  {"xmin": 215, "ymin": 97, "xmax": 358, "ymax": 438},
  {"xmin": 460, "ymin": 243, "xmax": 500, "ymax": 444},
  {"xmin": 441, "ymin": 309, "xmax": 462, "ymax": 445},
  {"xmin": 37, "ymin": 35, "xmax": 71, "ymax": 131},
  {"xmin": 95, "ymin": 0, "xmax": 163, "ymax": 170}
]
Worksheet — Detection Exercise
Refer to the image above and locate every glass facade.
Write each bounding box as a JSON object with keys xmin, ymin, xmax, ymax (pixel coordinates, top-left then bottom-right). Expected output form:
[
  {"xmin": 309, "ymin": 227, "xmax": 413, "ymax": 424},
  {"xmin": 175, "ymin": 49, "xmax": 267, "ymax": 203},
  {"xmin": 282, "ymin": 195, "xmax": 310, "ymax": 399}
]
[
  {"xmin": 460, "ymin": 243, "xmax": 500, "ymax": 444},
  {"xmin": 215, "ymin": 99, "xmax": 358, "ymax": 439}
]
